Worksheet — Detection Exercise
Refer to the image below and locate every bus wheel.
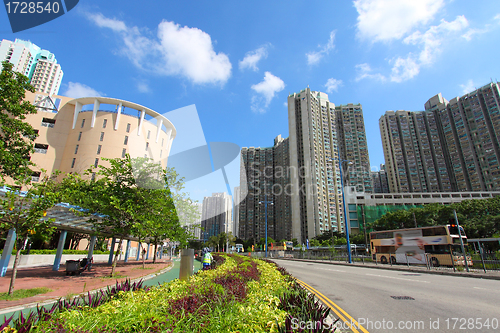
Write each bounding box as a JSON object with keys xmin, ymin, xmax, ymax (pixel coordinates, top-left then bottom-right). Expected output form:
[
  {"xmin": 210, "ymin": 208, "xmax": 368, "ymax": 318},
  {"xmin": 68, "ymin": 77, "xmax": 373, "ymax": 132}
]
[
  {"xmin": 431, "ymin": 257, "xmax": 440, "ymax": 267},
  {"xmin": 380, "ymin": 256, "xmax": 388, "ymax": 264},
  {"xmin": 391, "ymin": 256, "xmax": 397, "ymax": 265}
]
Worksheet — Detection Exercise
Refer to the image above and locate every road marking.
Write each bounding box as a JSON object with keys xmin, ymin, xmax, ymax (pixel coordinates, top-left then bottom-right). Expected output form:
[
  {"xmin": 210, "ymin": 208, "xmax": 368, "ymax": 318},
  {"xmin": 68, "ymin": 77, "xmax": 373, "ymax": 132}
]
[
  {"xmin": 365, "ymin": 273, "xmax": 429, "ymax": 283},
  {"xmin": 473, "ymin": 287, "xmax": 500, "ymax": 293},
  {"xmin": 318, "ymin": 268, "xmax": 346, "ymax": 272},
  {"xmin": 297, "ymin": 279, "xmax": 369, "ymax": 333}
]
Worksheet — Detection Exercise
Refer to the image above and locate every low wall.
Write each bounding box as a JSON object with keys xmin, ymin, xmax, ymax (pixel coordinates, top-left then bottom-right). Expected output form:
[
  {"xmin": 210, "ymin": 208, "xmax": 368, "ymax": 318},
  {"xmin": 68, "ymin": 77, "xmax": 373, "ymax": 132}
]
[{"xmin": 6, "ymin": 254, "xmax": 118, "ymax": 268}]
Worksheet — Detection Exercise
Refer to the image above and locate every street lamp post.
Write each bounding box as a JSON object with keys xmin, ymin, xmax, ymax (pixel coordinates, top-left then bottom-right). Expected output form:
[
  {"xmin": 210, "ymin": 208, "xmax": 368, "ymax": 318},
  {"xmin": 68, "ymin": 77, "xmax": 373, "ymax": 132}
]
[{"xmin": 333, "ymin": 158, "xmax": 352, "ymax": 264}]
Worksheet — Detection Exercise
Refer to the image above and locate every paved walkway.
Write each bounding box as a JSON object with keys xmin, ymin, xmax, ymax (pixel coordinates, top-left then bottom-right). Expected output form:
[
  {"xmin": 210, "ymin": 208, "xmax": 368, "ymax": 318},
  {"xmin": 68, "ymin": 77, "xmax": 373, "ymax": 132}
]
[{"xmin": 0, "ymin": 258, "xmax": 201, "ymax": 318}]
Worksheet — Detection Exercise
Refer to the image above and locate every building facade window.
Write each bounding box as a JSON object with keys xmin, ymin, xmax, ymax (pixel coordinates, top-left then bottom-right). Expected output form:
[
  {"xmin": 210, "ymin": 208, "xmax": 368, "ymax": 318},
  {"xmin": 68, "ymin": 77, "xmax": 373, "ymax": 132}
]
[
  {"xmin": 94, "ymin": 158, "xmax": 99, "ymax": 168},
  {"xmin": 71, "ymin": 158, "xmax": 76, "ymax": 168},
  {"xmin": 122, "ymin": 148, "xmax": 126, "ymax": 158},
  {"xmin": 97, "ymin": 145, "xmax": 102, "ymax": 155},
  {"xmin": 147, "ymin": 130, "xmax": 151, "ymax": 139},
  {"xmin": 81, "ymin": 119, "xmax": 85, "ymax": 128},
  {"xmin": 103, "ymin": 119, "xmax": 107, "ymax": 128},
  {"xmin": 100, "ymin": 132, "xmax": 105, "ymax": 141},
  {"xmin": 74, "ymin": 145, "xmax": 79, "ymax": 154},
  {"xmin": 145, "ymin": 142, "xmax": 149, "ymax": 150},
  {"xmin": 78, "ymin": 132, "xmax": 82, "ymax": 141},
  {"xmin": 124, "ymin": 136, "xmax": 128, "ymax": 145},
  {"xmin": 91, "ymin": 173, "xmax": 96, "ymax": 181},
  {"xmin": 161, "ymin": 138, "xmax": 164, "ymax": 147},
  {"xmin": 126, "ymin": 123, "xmax": 131, "ymax": 133},
  {"xmin": 41, "ymin": 118, "xmax": 56, "ymax": 128},
  {"xmin": 34, "ymin": 143, "xmax": 48, "ymax": 154}
]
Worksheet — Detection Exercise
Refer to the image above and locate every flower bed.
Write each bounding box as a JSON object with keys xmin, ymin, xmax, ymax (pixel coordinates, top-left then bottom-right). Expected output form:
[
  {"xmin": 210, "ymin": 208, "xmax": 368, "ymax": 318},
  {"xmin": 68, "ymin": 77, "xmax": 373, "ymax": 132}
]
[{"xmin": 3, "ymin": 254, "xmax": 336, "ymax": 332}]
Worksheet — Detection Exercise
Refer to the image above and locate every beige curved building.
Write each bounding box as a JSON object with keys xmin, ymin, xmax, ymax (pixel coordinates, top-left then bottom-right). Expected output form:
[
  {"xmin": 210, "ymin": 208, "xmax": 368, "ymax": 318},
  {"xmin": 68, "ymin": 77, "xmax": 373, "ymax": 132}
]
[{"xmin": 23, "ymin": 91, "xmax": 176, "ymax": 182}]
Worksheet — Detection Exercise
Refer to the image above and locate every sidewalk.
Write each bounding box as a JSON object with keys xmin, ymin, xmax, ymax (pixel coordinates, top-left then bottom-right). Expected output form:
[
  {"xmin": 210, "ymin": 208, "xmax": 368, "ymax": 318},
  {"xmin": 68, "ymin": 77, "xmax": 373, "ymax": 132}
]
[
  {"xmin": 0, "ymin": 258, "xmax": 184, "ymax": 316},
  {"xmin": 277, "ymin": 257, "xmax": 500, "ymax": 280}
]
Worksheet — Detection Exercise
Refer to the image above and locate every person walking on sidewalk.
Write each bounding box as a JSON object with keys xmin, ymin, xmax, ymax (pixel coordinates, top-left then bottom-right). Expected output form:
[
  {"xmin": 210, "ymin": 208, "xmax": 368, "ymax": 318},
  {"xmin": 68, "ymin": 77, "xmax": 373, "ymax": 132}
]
[{"xmin": 202, "ymin": 250, "xmax": 213, "ymax": 270}]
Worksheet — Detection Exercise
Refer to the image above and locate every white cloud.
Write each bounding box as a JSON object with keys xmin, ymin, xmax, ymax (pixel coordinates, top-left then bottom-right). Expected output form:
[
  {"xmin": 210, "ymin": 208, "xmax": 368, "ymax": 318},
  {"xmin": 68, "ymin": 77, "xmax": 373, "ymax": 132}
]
[
  {"xmin": 357, "ymin": 15, "xmax": 470, "ymax": 83},
  {"xmin": 355, "ymin": 63, "xmax": 386, "ymax": 82},
  {"xmin": 460, "ymin": 79, "xmax": 475, "ymax": 95},
  {"xmin": 306, "ymin": 30, "xmax": 336, "ymax": 65},
  {"xmin": 495, "ymin": 14, "xmax": 500, "ymax": 21},
  {"xmin": 64, "ymin": 82, "xmax": 103, "ymax": 98},
  {"xmin": 250, "ymin": 72, "xmax": 285, "ymax": 113},
  {"xmin": 324, "ymin": 78, "xmax": 343, "ymax": 93},
  {"xmin": 85, "ymin": 12, "xmax": 232, "ymax": 85},
  {"xmin": 239, "ymin": 45, "xmax": 269, "ymax": 71},
  {"xmin": 86, "ymin": 12, "xmax": 127, "ymax": 32},
  {"xmin": 354, "ymin": 0, "xmax": 444, "ymax": 42},
  {"xmin": 136, "ymin": 81, "xmax": 150, "ymax": 93},
  {"xmin": 390, "ymin": 55, "xmax": 420, "ymax": 82}
]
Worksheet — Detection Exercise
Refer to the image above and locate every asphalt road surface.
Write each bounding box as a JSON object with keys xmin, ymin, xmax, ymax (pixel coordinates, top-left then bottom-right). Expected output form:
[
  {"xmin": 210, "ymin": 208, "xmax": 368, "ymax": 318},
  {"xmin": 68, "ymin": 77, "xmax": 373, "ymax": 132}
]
[{"xmin": 273, "ymin": 259, "xmax": 500, "ymax": 333}]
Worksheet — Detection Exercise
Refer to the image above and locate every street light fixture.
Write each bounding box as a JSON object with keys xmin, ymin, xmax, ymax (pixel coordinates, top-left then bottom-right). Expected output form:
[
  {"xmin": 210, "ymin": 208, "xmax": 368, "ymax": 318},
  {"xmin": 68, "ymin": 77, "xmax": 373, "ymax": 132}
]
[
  {"xmin": 259, "ymin": 193, "xmax": 273, "ymax": 258},
  {"xmin": 331, "ymin": 158, "xmax": 353, "ymax": 264}
]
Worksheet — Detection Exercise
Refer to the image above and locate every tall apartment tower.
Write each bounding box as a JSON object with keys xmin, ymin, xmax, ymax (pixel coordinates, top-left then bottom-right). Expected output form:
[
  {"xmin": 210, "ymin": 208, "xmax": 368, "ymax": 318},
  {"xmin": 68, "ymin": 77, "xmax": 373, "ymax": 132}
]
[
  {"xmin": 380, "ymin": 82, "xmax": 500, "ymax": 192},
  {"xmin": 0, "ymin": 39, "xmax": 63, "ymax": 95},
  {"xmin": 371, "ymin": 164, "xmax": 390, "ymax": 193},
  {"xmin": 335, "ymin": 103, "xmax": 372, "ymax": 193},
  {"xmin": 201, "ymin": 193, "xmax": 232, "ymax": 241},
  {"xmin": 380, "ymin": 109, "xmax": 452, "ymax": 193},
  {"xmin": 288, "ymin": 88, "xmax": 371, "ymax": 243},
  {"xmin": 238, "ymin": 135, "xmax": 291, "ymax": 243}
]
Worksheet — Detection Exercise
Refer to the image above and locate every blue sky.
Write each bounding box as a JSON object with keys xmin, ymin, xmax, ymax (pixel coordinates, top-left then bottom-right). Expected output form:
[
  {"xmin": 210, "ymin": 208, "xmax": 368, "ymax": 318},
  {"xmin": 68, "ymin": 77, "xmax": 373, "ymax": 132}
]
[{"xmin": 2, "ymin": 0, "xmax": 500, "ymax": 202}]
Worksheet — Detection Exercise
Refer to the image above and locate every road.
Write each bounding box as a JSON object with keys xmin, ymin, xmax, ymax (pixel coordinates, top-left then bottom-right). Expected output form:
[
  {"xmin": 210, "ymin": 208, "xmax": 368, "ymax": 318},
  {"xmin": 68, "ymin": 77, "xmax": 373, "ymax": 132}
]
[{"xmin": 273, "ymin": 259, "xmax": 500, "ymax": 333}]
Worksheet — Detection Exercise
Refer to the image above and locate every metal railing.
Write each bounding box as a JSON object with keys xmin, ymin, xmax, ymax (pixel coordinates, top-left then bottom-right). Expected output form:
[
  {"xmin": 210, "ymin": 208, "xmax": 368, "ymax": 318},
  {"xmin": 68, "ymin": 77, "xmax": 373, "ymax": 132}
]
[{"xmin": 282, "ymin": 250, "xmax": 500, "ymax": 273}]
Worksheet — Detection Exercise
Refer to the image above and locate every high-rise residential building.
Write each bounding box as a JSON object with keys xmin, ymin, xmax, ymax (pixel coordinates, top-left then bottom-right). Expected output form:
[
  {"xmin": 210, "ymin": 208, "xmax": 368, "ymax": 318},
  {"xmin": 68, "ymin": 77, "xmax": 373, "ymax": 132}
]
[
  {"xmin": 336, "ymin": 103, "xmax": 372, "ymax": 194},
  {"xmin": 201, "ymin": 193, "xmax": 232, "ymax": 241},
  {"xmin": 288, "ymin": 88, "xmax": 371, "ymax": 243},
  {"xmin": 380, "ymin": 82, "xmax": 500, "ymax": 193},
  {"xmin": 371, "ymin": 164, "xmax": 390, "ymax": 193},
  {"xmin": 233, "ymin": 186, "xmax": 240, "ymax": 238},
  {"xmin": 0, "ymin": 39, "xmax": 63, "ymax": 95},
  {"xmin": 238, "ymin": 135, "xmax": 291, "ymax": 243}
]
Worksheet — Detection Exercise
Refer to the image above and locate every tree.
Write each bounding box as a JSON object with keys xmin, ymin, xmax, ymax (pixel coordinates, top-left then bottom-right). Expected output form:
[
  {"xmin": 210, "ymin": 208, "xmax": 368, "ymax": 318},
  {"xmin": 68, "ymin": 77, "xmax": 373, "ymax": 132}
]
[
  {"xmin": 61, "ymin": 156, "xmax": 152, "ymax": 277},
  {"xmin": 0, "ymin": 171, "xmax": 60, "ymax": 295},
  {"xmin": 0, "ymin": 61, "xmax": 38, "ymax": 182}
]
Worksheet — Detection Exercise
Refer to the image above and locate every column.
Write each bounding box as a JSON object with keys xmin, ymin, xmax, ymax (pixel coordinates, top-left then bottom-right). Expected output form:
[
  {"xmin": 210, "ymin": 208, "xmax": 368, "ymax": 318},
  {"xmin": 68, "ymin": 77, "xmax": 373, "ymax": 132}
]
[
  {"xmin": 114, "ymin": 102, "xmax": 122, "ymax": 130},
  {"xmin": 0, "ymin": 229, "xmax": 16, "ymax": 277},
  {"xmin": 52, "ymin": 230, "xmax": 67, "ymax": 271},
  {"xmin": 124, "ymin": 240, "xmax": 131, "ymax": 263},
  {"xmin": 108, "ymin": 237, "xmax": 116, "ymax": 265},
  {"xmin": 146, "ymin": 243, "xmax": 150, "ymax": 260},
  {"xmin": 87, "ymin": 236, "xmax": 97, "ymax": 259},
  {"xmin": 91, "ymin": 98, "xmax": 100, "ymax": 128},
  {"xmin": 136, "ymin": 242, "xmax": 141, "ymax": 261}
]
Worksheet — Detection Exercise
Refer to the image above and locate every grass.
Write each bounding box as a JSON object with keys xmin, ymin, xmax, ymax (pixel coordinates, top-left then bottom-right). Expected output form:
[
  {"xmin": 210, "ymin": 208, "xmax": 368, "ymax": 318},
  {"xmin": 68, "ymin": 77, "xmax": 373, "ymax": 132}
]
[
  {"xmin": 0, "ymin": 287, "xmax": 52, "ymax": 301},
  {"xmin": 131, "ymin": 266, "xmax": 154, "ymax": 270},
  {"xmin": 100, "ymin": 274, "xmax": 125, "ymax": 280}
]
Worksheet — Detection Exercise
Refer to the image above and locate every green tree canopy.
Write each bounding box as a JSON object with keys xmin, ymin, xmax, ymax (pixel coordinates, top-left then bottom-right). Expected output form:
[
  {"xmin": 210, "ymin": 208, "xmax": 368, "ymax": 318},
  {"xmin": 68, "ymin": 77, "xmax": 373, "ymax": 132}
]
[{"xmin": 0, "ymin": 61, "xmax": 38, "ymax": 182}]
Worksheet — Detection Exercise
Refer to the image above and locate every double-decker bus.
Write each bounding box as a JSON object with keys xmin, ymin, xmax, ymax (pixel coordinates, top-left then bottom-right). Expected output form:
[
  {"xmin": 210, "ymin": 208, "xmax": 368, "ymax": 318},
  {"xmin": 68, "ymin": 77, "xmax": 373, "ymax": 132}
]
[{"xmin": 370, "ymin": 225, "xmax": 472, "ymax": 267}]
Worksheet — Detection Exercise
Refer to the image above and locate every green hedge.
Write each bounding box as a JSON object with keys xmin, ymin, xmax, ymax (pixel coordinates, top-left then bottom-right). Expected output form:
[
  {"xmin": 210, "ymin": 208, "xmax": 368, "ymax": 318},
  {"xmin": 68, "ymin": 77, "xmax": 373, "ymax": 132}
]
[{"xmin": 0, "ymin": 249, "xmax": 110, "ymax": 255}]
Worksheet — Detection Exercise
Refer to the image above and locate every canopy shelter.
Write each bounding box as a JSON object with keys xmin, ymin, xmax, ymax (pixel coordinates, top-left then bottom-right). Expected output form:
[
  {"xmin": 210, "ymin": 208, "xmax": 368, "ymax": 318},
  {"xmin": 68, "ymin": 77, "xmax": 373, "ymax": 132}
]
[{"xmin": 0, "ymin": 188, "xmax": 150, "ymax": 275}]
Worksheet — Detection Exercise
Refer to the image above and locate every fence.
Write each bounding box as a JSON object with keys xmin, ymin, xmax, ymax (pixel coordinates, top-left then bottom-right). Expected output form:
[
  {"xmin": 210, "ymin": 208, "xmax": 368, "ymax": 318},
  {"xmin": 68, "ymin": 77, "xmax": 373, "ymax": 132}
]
[{"xmin": 282, "ymin": 249, "xmax": 500, "ymax": 273}]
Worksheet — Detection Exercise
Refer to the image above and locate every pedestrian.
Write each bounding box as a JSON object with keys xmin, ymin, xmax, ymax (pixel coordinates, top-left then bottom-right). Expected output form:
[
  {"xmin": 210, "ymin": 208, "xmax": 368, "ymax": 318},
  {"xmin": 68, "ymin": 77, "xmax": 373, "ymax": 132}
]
[{"xmin": 202, "ymin": 249, "xmax": 213, "ymax": 270}]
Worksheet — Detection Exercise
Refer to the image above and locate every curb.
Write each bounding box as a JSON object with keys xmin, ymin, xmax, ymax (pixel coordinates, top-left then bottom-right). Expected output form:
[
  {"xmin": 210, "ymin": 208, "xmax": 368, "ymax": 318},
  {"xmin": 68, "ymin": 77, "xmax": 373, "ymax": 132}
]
[
  {"xmin": 0, "ymin": 262, "xmax": 175, "ymax": 317},
  {"xmin": 274, "ymin": 258, "xmax": 500, "ymax": 281}
]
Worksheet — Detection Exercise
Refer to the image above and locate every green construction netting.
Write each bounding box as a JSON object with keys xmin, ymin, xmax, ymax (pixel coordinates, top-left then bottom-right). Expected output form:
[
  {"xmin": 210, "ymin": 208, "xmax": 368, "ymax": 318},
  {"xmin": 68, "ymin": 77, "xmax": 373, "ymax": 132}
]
[{"xmin": 358, "ymin": 205, "xmax": 423, "ymax": 233}]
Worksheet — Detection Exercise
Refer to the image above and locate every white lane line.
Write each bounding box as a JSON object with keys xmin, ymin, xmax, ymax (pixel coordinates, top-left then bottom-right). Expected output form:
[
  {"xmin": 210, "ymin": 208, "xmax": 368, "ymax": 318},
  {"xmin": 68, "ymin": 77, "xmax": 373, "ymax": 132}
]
[
  {"xmin": 366, "ymin": 273, "xmax": 430, "ymax": 283},
  {"xmin": 473, "ymin": 287, "xmax": 500, "ymax": 293},
  {"xmin": 317, "ymin": 267, "xmax": 346, "ymax": 272}
]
